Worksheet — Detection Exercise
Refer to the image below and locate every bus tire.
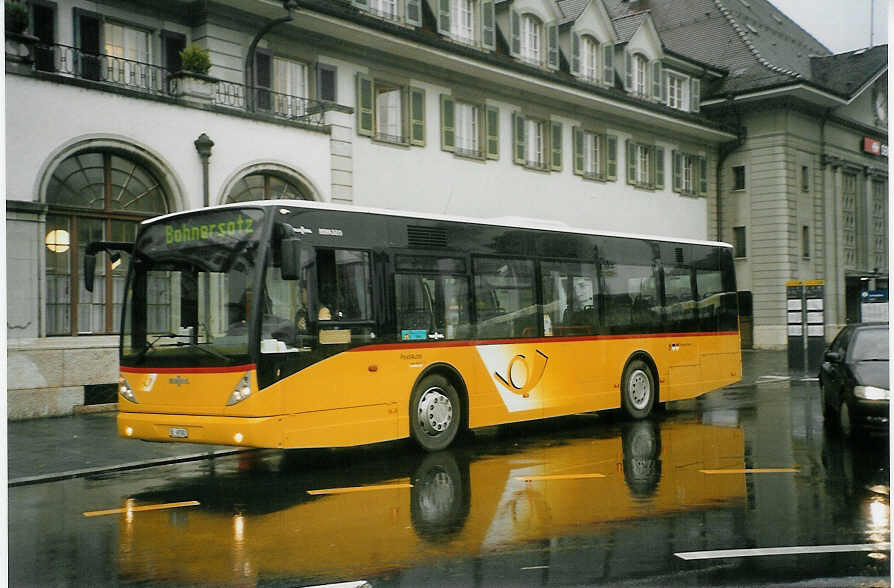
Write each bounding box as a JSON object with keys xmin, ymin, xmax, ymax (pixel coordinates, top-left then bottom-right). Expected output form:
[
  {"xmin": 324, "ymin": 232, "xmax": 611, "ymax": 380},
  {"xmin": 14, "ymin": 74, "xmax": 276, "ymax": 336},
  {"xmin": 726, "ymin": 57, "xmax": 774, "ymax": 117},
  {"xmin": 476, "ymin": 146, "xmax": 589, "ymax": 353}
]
[
  {"xmin": 621, "ymin": 359, "xmax": 655, "ymax": 419},
  {"xmin": 410, "ymin": 374, "xmax": 461, "ymax": 452}
]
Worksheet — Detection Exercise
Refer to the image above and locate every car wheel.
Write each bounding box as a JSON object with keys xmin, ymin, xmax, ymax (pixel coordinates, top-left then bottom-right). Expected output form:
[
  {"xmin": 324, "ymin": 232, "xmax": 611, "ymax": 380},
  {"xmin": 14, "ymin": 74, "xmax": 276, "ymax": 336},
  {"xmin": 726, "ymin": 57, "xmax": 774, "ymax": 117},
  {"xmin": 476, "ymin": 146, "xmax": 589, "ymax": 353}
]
[{"xmin": 410, "ymin": 374, "xmax": 461, "ymax": 452}]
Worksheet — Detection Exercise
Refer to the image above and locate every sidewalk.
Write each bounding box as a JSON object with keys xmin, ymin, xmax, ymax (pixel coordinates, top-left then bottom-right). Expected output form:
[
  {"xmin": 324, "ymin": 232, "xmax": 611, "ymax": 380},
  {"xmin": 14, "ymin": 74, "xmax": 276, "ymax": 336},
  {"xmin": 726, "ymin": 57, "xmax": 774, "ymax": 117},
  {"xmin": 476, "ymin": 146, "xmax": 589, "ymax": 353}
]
[{"xmin": 7, "ymin": 349, "xmax": 793, "ymax": 486}]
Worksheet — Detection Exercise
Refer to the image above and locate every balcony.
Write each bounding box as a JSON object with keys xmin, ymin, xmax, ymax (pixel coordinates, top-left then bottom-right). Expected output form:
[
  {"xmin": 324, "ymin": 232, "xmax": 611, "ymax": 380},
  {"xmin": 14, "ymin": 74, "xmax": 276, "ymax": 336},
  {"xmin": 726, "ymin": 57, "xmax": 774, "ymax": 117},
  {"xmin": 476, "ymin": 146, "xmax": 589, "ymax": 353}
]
[{"xmin": 19, "ymin": 43, "xmax": 328, "ymax": 129}]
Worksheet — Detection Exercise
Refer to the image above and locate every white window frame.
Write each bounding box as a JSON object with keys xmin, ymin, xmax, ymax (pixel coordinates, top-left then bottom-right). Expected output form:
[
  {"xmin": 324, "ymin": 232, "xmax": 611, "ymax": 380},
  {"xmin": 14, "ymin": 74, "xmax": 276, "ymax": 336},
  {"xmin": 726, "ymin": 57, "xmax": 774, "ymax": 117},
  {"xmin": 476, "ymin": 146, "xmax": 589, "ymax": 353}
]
[
  {"xmin": 369, "ymin": 0, "xmax": 399, "ymax": 20},
  {"xmin": 520, "ymin": 14, "xmax": 542, "ymax": 64},
  {"xmin": 681, "ymin": 153, "xmax": 694, "ymax": 193},
  {"xmin": 636, "ymin": 144, "xmax": 651, "ymax": 185},
  {"xmin": 634, "ymin": 54, "xmax": 648, "ymax": 96},
  {"xmin": 584, "ymin": 131, "xmax": 602, "ymax": 178},
  {"xmin": 526, "ymin": 118, "xmax": 545, "ymax": 167},
  {"xmin": 451, "ymin": 0, "xmax": 475, "ymax": 44},
  {"xmin": 582, "ymin": 36, "xmax": 600, "ymax": 82},
  {"xmin": 666, "ymin": 71, "xmax": 689, "ymax": 111},
  {"xmin": 455, "ymin": 101, "xmax": 480, "ymax": 156},
  {"xmin": 376, "ymin": 84, "xmax": 404, "ymax": 142},
  {"xmin": 273, "ymin": 56, "xmax": 309, "ymax": 117}
]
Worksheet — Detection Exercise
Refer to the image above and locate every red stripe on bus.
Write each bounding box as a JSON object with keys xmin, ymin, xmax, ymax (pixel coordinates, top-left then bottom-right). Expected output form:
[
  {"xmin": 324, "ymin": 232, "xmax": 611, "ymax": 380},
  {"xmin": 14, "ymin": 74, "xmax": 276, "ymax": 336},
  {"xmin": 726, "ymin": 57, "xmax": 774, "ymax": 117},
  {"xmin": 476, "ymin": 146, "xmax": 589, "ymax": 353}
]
[
  {"xmin": 350, "ymin": 331, "xmax": 739, "ymax": 352},
  {"xmin": 120, "ymin": 364, "xmax": 256, "ymax": 374}
]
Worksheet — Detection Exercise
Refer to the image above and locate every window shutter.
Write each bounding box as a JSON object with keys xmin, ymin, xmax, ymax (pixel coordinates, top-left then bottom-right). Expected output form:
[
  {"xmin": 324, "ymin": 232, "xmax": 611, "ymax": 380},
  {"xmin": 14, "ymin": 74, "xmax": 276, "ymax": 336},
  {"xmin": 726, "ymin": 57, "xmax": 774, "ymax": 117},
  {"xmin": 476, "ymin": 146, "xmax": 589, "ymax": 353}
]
[
  {"xmin": 606, "ymin": 135, "xmax": 617, "ymax": 180},
  {"xmin": 571, "ymin": 32, "xmax": 581, "ymax": 76},
  {"xmin": 547, "ymin": 24, "xmax": 559, "ymax": 70},
  {"xmin": 698, "ymin": 156, "xmax": 708, "ymax": 195},
  {"xmin": 626, "ymin": 140, "xmax": 637, "ymax": 184},
  {"xmin": 486, "ymin": 106, "xmax": 499, "ymax": 159},
  {"xmin": 440, "ymin": 94, "xmax": 455, "ymax": 152},
  {"xmin": 356, "ymin": 74, "xmax": 374, "ymax": 136},
  {"xmin": 661, "ymin": 69, "xmax": 667, "ymax": 103},
  {"xmin": 438, "ymin": 0, "xmax": 451, "ymax": 35},
  {"xmin": 603, "ymin": 44, "xmax": 614, "ymax": 85},
  {"xmin": 513, "ymin": 112, "xmax": 526, "ymax": 164},
  {"xmin": 655, "ymin": 146, "xmax": 665, "ymax": 189},
  {"xmin": 672, "ymin": 150, "xmax": 682, "ymax": 192},
  {"xmin": 409, "ymin": 87, "xmax": 425, "ymax": 146},
  {"xmin": 652, "ymin": 61, "xmax": 662, "ymax": 100},
  {"xmin": 510, "ymin": 9, "xmax": 521, "ymax": 56},
  {"xmin": 573, "ymin": 127, "xmax": 584, "ymax": 175},
  {"xmin": 481, "ymin": 0, "xmax": 496, "ymax": 50},
  {"xmin": 405, "ymin": 0, "xmax": 421, "ymax": 26},
  {"xmin": 254, "ymin": 49, "xmax": 273, "ymax": 112},
  {"xmin": 550, "ymin": 121, "xmax": 562, "ymax": 171},
  {"xmin": 690, "ymin": 78, "xmax": 701, "ymax": 112}
]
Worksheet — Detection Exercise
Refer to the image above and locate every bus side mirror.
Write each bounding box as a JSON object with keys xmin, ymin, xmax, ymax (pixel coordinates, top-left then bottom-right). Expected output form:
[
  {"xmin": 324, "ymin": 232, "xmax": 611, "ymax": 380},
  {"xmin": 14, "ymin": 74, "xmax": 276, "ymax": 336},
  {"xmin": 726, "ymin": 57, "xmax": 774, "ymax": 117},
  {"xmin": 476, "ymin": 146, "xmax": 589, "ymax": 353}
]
[
  {"xmin": 84, "ymin": 254, "xmax": 97, "ymax": 292},
  {"xmin": 281, "ymin": 238, "xmax": 302, "ymax": 280}
]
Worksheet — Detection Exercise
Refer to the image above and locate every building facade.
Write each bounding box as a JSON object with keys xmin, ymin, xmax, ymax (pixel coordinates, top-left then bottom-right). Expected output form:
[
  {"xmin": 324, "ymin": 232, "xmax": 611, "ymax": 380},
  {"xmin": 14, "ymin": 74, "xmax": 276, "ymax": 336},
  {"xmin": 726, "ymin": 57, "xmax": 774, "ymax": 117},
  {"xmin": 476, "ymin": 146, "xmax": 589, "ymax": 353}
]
[{"xmin": 4, "ymin": 0, "xmax": 885, "ymax": 418}]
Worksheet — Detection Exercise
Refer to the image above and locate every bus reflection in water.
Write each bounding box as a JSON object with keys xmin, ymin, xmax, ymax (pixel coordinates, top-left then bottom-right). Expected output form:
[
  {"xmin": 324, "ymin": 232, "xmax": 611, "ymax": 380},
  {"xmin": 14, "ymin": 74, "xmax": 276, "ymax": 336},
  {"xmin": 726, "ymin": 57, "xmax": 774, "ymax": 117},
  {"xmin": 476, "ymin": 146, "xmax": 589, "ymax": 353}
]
[{"xmin": 117, "ymin": 421, "xmax": 745, "ymax": 584}]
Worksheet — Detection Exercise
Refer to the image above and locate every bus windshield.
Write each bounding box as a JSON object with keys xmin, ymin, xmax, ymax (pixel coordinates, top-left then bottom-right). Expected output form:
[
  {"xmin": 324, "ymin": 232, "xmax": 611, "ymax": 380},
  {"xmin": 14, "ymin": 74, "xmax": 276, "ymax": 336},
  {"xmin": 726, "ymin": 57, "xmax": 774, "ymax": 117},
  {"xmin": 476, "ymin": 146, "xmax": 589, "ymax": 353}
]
[{"xmin": 121, "ymin": 208, "xmax": 266, "ymax": 367}]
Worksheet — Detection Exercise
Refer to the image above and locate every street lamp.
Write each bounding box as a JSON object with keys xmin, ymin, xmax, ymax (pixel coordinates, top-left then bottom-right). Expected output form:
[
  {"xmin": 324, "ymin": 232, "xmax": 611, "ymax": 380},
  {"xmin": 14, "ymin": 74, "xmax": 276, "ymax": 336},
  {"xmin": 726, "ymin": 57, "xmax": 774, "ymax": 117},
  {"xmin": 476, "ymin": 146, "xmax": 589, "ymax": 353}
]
[{"xmin": 244, "ymin": 1, "xmax": 300, "ymax": 112}]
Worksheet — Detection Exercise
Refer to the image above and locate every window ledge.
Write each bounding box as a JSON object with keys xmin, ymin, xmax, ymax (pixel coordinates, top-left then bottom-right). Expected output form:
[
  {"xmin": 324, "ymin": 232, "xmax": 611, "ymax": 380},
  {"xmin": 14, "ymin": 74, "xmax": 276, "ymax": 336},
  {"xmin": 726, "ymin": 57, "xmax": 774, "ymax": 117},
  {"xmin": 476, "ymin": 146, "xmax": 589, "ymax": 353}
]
[
  {"xmin": 579, "ymin": 172, "xmax": 608, "ymax": 182},
  {"xmin": 372, "ymin": 133, "xmax": 410, "ymax": 147},
  {"xmin": 453, "ymin": 147, "xmax": 486, "ymax": 160}
]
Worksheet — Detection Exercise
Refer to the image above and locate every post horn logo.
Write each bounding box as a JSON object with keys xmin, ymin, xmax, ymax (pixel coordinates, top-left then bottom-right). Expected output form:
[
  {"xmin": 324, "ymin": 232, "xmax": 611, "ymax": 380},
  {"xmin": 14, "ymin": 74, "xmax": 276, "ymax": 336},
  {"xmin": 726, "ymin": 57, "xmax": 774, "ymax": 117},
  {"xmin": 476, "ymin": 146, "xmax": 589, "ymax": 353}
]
[{"xmin": 494, "ymin": 350, "xmax": 549, "ymax": 398}]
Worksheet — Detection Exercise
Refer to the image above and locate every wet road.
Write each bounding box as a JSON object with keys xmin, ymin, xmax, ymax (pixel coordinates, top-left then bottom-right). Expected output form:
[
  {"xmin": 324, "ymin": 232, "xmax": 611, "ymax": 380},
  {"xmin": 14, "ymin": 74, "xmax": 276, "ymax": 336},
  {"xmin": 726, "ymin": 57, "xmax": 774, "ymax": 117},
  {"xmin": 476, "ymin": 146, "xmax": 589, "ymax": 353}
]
[{"xmin": 9, "ymin": 372, "xmax": 890, "ymax": 586}]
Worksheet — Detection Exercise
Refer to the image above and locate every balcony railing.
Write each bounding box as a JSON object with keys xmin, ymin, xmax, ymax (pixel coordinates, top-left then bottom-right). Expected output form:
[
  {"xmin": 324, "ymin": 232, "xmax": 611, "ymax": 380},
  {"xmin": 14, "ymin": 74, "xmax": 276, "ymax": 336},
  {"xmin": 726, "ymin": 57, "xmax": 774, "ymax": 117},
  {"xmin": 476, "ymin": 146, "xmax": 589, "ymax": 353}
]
[{"xmin": 27, "ymin": 43, "xmax": 327, "ymax": 128}]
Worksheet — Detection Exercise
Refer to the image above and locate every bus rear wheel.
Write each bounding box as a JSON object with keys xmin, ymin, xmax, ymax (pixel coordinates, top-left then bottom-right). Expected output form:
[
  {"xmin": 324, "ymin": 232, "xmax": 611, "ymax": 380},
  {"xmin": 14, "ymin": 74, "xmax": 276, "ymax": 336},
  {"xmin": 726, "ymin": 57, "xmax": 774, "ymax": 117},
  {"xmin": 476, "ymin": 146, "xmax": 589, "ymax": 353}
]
[
  {"xmin": 621, "ymin": 359, "xmax": 655, "ymax": 419},
  {"xmin": 410, "ymin": 374, "xmax": 461, "ymax": 452}
]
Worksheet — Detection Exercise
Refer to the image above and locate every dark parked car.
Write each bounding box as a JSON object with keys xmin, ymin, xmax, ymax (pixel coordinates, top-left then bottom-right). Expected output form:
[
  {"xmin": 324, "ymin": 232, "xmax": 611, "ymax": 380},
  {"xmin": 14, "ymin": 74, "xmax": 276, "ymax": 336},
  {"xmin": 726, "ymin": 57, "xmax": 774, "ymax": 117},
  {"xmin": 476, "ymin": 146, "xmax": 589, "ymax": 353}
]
[{"xmin": 819, "ymin": 323, "xmax": 889, "ymax": 438}]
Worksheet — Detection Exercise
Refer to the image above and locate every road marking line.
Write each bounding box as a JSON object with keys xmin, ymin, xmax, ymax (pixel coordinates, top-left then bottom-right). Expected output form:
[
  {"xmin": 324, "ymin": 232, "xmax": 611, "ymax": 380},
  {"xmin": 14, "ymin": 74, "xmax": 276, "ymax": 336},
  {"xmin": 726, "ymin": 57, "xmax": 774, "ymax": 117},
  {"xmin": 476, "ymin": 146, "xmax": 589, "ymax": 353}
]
[
  {"xmin": 83, "ymin": 500, "xmax": 200, "ymax": 517},
  {"xmin": 700, "ymin": 468, "xmax": 799, "ymax": 475},
  {"xmin": 521, "ymin": 566, "xmax": 549, "ymax": 570},
  {"xmin": 307, "ymin": 483, "xmax": 412, "ymax": 495},
  {"xmin": 515, "ymin": 473, "xmax": 606, "ymax": 482},
  {"xmin": 676, "ymin": 543, "xmax": 890, "ymax": 560}
]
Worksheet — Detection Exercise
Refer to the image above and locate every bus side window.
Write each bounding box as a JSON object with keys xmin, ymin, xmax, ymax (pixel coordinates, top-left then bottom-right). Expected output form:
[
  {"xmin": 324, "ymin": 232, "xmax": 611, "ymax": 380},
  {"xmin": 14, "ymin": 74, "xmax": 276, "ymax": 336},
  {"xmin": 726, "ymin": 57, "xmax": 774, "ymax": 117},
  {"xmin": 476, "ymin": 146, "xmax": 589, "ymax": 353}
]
[
  {"xmin": 314, "ymin": 248, "xmax": 372, "ymax": 322},
  {"xmin": 395, "ymin": 273, "xmax": 471, "ymax": 341},
  {"xmin": 540, "ymin": 260, "xmax": 599, "ymax": 336},
  {"xmin": 473, "ymin": 257, "xmax": 536, "ymax": 339}
]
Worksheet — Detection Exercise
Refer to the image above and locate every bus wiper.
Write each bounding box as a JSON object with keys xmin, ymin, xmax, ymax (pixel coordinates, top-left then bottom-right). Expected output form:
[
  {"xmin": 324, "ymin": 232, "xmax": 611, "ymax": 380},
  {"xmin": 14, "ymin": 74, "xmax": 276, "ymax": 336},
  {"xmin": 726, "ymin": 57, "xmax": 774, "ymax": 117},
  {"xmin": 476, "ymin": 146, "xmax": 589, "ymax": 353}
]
[
  {"xmin": 172, "ymin": 340, "xmax": 233, "ymax": 363},
  {"xmin": 133, "ymin": 332, "xmax": 185, "ymax": 362}
]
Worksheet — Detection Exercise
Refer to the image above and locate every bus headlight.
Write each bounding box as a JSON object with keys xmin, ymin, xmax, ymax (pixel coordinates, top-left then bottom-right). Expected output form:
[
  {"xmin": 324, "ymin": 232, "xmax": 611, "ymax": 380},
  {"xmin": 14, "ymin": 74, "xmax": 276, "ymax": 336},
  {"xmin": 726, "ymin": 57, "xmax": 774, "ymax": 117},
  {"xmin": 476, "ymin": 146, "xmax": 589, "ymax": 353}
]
[
  {"xmin": 119, "ymin": 375, "xmax": 137, "ymax": 403},
  {"xmin": 227, "ymin": 373, "xmax": 253, "ymax": 406},
  {"xmin": 854, "ymin": 386, "xmax": 889, "ymax": 401}
]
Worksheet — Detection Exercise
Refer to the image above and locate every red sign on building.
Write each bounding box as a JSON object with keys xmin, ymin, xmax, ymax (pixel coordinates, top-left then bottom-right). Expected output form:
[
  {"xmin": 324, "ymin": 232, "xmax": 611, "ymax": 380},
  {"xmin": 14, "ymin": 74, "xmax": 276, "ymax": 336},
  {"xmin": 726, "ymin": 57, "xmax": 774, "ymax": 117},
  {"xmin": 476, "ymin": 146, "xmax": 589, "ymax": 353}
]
[{"xmin": 863, "ymin": 137, "xmax": 888, "ymax": 157}]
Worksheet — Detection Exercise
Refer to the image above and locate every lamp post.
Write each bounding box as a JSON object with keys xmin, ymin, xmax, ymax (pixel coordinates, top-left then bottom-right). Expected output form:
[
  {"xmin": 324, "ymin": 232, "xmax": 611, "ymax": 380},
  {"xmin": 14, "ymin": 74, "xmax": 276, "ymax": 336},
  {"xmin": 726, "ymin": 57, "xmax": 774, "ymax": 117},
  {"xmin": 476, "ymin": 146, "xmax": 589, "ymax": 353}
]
[
  {"xmin": 244, "ymin": 1, "xmax": 300, "ymax": 112},
  {"xmin": 194, "ymin": 133, "xmax": 214, "ymax": 207}
]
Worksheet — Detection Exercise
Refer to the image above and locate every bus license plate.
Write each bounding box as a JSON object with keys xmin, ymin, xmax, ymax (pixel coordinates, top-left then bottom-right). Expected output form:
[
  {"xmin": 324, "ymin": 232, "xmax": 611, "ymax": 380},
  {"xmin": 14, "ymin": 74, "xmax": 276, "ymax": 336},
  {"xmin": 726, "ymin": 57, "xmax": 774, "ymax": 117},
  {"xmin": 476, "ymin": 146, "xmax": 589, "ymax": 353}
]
[{"xmin": 169, "ymin": 427, "xmax": 188, "ymax": 439}]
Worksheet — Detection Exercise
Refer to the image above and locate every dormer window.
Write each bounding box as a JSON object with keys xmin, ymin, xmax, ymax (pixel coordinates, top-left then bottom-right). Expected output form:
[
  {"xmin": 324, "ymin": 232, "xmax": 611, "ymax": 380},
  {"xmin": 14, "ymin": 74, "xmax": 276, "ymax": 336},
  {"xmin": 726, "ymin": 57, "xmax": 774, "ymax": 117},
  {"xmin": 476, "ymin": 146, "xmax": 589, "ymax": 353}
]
[
  {"xmin": 664, "ymin": 70, "xmax": 701, "ymax": 112},
  {"xmin": 371, "ymin": 0, "xmax": 398, "ymax": 19},
  {"xmin": 582, "ymin": 36, "xmax": 599, "ymax": 82},
  {"xmin": 353, "ymin": 0, "xmax": 422, "ymax": 26},
  {"xmin": 437, "ymin": 0, "xmax": 496, "ymax": 50},
  {"xmin": 633, "ymin": 53, "xmax": 648, "ymax": 96},
  {"xmin": 520, "ymin": 14, "xmax": 542, "ymax": 64}
]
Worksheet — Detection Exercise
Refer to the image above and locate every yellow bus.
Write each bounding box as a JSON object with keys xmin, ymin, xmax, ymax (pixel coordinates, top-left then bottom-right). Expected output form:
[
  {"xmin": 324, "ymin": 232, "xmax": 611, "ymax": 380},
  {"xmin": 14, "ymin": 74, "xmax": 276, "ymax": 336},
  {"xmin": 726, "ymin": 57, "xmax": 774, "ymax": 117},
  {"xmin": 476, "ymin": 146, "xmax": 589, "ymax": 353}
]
[{"xmin": 85, "ymin": 200, "xmax": 741, "ymax": 451}]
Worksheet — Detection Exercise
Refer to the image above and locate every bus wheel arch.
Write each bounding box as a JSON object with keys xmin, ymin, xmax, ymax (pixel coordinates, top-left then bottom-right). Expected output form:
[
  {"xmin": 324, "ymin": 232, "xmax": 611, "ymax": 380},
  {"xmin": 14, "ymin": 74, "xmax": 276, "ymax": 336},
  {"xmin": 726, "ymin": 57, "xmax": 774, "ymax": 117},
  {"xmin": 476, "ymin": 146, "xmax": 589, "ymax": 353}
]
[
  {"xmin": 409, "ymin": 364, "xmax": 469, "ymax": 451},
  {"xmin": 620, "ymin": 352, "xmax": 659, "ymax": 419}
]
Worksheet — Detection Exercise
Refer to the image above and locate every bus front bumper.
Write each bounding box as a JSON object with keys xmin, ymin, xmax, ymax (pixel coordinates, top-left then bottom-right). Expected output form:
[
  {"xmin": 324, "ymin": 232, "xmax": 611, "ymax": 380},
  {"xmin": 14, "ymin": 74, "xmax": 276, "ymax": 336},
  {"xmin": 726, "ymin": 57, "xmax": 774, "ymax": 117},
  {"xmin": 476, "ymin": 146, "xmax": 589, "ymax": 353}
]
[{"xmin": 118, "ymin": 412, "xmax": 285, "ymax": 448}]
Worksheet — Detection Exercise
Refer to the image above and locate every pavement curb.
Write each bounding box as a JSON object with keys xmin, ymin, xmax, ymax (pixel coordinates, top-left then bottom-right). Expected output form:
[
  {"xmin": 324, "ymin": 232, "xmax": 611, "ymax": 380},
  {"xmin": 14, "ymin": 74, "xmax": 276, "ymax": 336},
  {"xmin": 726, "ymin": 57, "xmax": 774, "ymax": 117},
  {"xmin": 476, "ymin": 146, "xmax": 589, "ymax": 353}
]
[{"xmin": 9, "ymin": 447, "xmax": 254, "ymax": 487}]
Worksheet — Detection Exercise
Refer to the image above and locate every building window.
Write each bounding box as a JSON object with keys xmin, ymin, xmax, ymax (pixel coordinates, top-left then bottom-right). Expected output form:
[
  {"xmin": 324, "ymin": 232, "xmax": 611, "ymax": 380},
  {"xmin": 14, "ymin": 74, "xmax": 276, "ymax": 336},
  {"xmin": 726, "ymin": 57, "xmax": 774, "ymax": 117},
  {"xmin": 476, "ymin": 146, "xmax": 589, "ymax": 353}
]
[
  {"xmin": 441, "ymin": 96, "xmax": 497, "ymax": 159},
  {"xmin": 842, "ymin": 173, "xmax": 857, "ymax": 267},
  {"xmin": 872, "ymin": 179, "xmax": 888, "ymax": 270},
  {"xmin": 801, "ymin": 165, "xmax": 809, "ymax": 192},
  {"xmin": 369, "ymin": 0, "xmax": 398, "ymax": 20},
  {"xmin": 356, "ymin": 75, "xmax": 425, "ymax": 146},
  {"xmin": 226, "ymin": 172, "xmax": 310, "ymax": 202},
  {"xmin": 666, "ymin": 72, "xmax": 689, "ymax": 110},
  {"xmin": 103, "ymin": 21, "xmax": 151, "ymax": 88},
  {"xmin": 582, "ymin": 36, "xmax": 600, "ymax": 82},
  {"xmin": 626, "ymin": 140, "xmax": 664, "ymax": 189},
  {"xmin": 733, "ymin": 165, "xmax": 745, "ymax": 190},
  {"xmin": 733, "ymin": 226, "xmax": 747, "ymax": 258},
  {"xmin": 802, "ymin": 225, "xmax": 810, "ymax": 259},
  {"xmin": 574, "ymin": 129, "xmax": 618, "ymax": 181},
  {"xmin": 45, "ymin": 151, "xmax": 169, "ymax": 336},
  {"xmin": 520, "ymin": 14, "xmax": 542, "ymax": 64},
  {"xmin": 317, "ymin": 63, "xmax": 338, "ymax": 102},
  {"xmin": 672, "ymin": 150, "xmax": 707, "ymax": 196},
  {"xmin": 513, "ymin": 113, "xmax": 560, "ymax": 171},
  {"xmin": 634, "ymin": 54, "xmax": 648, "ymax": 96},
  {"xmin": 451, "ymin": 0, "xmax": 474, "ymax": 43}
]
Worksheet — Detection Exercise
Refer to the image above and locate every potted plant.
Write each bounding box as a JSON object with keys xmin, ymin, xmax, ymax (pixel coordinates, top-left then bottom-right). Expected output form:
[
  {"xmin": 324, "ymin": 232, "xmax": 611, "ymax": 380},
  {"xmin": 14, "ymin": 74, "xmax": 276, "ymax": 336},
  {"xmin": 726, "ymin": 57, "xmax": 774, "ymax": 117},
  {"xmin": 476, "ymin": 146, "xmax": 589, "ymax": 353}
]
[
  {"xmin": 5, "ymin": 1, "xmax": 38, "ymax": 66},
  {"xmin": 170, "ymin": 44, "xmax": 217, "ymax": 104}
]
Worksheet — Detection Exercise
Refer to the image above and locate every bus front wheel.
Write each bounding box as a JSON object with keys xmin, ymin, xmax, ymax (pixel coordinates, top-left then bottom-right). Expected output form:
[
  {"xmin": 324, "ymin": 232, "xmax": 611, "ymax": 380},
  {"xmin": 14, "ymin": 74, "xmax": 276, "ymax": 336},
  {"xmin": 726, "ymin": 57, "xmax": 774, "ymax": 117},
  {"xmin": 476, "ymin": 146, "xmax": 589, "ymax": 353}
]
[
  {"xmin": 410, "ymin": 374, "xmax": 461, "ymax": 452},
  {"xmin": 621, "ymin": 359, "xmax": 655, "ymax": 419}
]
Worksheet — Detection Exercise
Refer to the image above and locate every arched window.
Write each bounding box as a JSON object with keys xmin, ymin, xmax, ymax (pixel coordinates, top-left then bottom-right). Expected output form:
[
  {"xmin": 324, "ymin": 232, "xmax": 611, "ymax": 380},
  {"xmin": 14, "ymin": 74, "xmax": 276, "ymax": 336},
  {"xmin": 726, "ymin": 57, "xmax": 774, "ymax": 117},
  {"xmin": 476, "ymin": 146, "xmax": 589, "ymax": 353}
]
[
  {"xmin": 582, "ymin": 35, "xmax": 600, "ymax": 82},
  {"xmin": 520, "ymin": 14, "xmax": 542, "ymax": 64},
  {"xmin": 45, "ymin": 150, "xmax": 169, "ymax": 335},
  {"xmin": 634, "ymin": 53, "xmax": 648, "ymax": 96},
  {"xmin": 225, "ymin": 171, "xmax": 310, "ymax": 203}
]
